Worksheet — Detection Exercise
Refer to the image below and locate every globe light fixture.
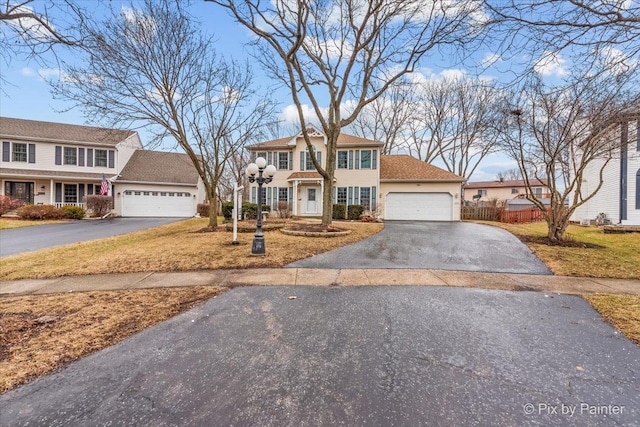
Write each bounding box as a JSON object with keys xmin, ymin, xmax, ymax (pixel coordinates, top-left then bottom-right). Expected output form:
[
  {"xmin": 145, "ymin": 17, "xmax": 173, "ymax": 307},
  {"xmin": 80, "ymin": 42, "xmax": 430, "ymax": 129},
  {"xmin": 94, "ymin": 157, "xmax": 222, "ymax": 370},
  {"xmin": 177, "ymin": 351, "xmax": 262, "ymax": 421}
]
[{"xmin": 246, "ymin": 157, "xmax": 276, "ymax": 255}]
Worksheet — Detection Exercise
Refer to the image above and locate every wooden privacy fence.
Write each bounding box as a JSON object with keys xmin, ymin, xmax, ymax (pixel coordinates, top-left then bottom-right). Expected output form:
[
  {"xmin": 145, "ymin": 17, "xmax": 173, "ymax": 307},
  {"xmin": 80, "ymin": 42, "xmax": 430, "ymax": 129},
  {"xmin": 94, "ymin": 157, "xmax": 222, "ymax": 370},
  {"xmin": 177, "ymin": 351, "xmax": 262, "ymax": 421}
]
[
  {"xmin": 462, "ymin": 206, "xmax": 548, "ymax": 223},
  {"xmin": 500, "ymin": 207, "xmax": 549, "ymax": 224}
]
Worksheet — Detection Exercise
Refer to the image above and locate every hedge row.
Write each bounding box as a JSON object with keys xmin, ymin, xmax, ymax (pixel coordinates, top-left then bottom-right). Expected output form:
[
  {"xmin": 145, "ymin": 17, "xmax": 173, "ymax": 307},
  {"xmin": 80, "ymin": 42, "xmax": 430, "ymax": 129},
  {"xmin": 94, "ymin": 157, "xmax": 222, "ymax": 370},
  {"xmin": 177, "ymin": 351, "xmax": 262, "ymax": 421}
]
[{"xmin": 15, "ymin": 204, "xmax": 87, "ymax": 220}]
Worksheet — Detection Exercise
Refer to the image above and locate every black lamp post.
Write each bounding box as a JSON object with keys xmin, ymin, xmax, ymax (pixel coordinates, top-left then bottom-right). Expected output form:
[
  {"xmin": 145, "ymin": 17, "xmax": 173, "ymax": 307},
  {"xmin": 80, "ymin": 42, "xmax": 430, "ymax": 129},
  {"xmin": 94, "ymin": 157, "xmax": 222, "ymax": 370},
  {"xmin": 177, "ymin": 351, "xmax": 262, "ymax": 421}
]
[{"xmin": 246, "ymin": 157, "xmax": 276, "ymax": 255}]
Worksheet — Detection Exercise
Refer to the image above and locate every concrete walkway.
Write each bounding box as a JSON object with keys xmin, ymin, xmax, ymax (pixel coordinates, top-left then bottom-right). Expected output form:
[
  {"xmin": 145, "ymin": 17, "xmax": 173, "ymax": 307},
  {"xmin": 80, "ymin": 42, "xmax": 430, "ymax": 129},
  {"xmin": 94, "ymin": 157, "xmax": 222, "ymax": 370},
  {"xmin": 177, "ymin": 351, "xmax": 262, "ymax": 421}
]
[{"xmin": 1, "ymin": 268, "xmax": 639, "ymax": 296}]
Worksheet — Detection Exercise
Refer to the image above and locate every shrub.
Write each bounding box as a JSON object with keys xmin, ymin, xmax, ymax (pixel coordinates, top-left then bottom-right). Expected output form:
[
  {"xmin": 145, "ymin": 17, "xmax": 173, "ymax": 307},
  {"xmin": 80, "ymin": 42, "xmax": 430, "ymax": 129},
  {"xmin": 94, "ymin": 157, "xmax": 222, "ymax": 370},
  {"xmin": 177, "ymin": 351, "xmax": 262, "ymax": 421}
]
[
  {"xmin": 347, "ymin": 204, "xmax": 364, "ymax": 220},
  {"xmin": 0, "ymin": 195, "xmax": 24, "ymax": 215},
  {"xmin": 199, "ymin": 203, "xmax": 212, "ymax": 218},
  {"xmin": 62, "ymin": 205, "xmax": 86, "ymax": 220},
  {"xmin": 17, "ymin": 204, "xmax": 64, "ymax": 220},
  {"xmin": 276, "ymin": 201, "xmax": 292, "ymax": 219},
  {"xmin": 84, "ymin": 195, "xmax": 112, "ymax": 217},
  {"xmin": 332, "ymin": 203, "xmax": 346, "ymax": 220},
  {"xmin": 242, "ymin": 202, "xmax": 270, "ymax": 220}
]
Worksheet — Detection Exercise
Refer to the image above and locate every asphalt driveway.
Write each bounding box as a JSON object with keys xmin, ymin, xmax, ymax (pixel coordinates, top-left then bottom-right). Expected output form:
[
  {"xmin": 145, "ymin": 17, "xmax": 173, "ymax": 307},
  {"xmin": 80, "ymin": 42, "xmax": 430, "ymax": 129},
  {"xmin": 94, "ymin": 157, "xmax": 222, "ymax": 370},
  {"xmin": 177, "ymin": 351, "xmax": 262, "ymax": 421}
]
[
  {"xmin": 0, "ymin": 217, "xmax": 184, "ymax": 257},
  {"xmin": 1, "ymin": 286, "xmax": 637, "ymax": 426},
  {"xmin": 288, "ymin": 221, "xmax": 551, "ymax": 275}
]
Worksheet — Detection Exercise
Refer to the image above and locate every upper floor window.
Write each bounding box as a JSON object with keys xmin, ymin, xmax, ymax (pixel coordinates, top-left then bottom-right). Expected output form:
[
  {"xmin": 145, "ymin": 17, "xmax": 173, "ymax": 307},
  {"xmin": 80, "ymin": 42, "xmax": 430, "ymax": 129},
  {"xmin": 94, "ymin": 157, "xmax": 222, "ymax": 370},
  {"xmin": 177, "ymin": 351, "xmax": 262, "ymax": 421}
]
[
  {"xmin": 256, "ymin": 151, "xmax": 267, "ymax": 161},
  {"xmin": 511, "ymin": 188, "xmax": 519, "ymax": 194},
  {"xmin": 532, "ymin": 187, "xmax": 543, "ymax": 196},
  {"xmin": 278, "ymin": 152, "xmax": 289, "ymax": 170},
  {"xmin": 95, "ymin": 149, "xmax": 108, "ymax": 167},
  {"xmin": 477, "ymin": 189, "xmax": 487, "ymax": 196},
  {"xmin": 360, "ymin": 150, "xmax": 372, "ymax": 169},
  {"xmin": 12, "ymin": 143, "xmax": 27, "ymax": 162},
  {"xmin": 63, "ymin": 147, "xmax": 77, "ymax": 165},
  {"xmin": 301, "ymin": 147, "xmax": 321, "ymax": 170},
  {"xmin": 337, "ymin": 151, "xmax": 348, "ymax": 169}
]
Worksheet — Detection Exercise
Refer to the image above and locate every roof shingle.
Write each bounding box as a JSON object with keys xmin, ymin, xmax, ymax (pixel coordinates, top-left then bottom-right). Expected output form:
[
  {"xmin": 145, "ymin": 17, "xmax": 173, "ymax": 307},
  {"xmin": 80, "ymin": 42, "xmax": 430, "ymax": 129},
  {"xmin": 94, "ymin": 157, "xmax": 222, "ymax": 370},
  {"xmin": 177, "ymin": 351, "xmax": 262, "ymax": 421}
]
[
  {"xmin": 380, "ymin": 155, "xmax": 464, "ymax": 181},
  {"xmin": 118, "ymin": 151, "xmax": 199, "ymax": 185},
  {"xmin": 0, "ymin": 117, "xmax": 134, "ymax": 146},
  {"xmin": 464, "ymin": 179, "xmax": 548, "ymax": 189},
  {"xmin": 248, "ymin": 132, "xmax": 382, "ymax": 148}
]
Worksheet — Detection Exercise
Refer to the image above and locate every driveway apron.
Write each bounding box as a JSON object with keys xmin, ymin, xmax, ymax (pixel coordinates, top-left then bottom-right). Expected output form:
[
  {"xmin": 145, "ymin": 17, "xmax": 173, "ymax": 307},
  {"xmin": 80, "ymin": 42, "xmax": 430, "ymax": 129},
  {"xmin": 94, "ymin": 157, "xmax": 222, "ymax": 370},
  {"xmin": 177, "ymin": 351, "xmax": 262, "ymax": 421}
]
[
  {"xmin": 288, "ymin": 221, "xmax": 552, "ymax": 275},
  {"xmin": 1, "ymin": 286, "xmax": 637, "ymax": 426}
]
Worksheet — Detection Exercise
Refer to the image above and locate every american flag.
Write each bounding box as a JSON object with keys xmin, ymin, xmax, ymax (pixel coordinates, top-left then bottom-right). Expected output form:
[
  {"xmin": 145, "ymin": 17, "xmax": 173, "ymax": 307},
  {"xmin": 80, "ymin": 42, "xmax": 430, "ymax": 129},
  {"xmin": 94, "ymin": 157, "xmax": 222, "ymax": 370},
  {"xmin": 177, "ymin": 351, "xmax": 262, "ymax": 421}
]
[{"xmin": 100, "ymin": 174, "xmax": 109, "ymax": 196}]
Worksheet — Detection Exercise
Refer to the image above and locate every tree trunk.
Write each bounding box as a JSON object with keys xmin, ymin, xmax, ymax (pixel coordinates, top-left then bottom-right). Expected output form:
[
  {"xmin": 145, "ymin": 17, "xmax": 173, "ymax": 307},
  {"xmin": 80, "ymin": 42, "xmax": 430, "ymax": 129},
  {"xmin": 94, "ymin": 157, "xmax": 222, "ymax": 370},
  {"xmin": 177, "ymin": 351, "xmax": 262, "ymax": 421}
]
[
  {"xmin": 546, "ymin": 213, "xmax": 569, "ymax": 243},
  {"xmin": 208, "ymin": 187, "xmax": 218, "ymax": 229},
  {"xmin": 322, "ymin": 175, "xmax": 333, "ymax": 226}
]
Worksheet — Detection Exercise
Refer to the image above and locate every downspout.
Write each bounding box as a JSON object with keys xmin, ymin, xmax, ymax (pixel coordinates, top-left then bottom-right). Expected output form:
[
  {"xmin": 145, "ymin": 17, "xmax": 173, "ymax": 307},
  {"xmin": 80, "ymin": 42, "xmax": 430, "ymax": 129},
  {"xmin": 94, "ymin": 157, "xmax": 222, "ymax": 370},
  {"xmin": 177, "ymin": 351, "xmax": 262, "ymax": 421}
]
[{"xmin": 620, "ymin": 121, "xmax": 628, "ymax": 223}]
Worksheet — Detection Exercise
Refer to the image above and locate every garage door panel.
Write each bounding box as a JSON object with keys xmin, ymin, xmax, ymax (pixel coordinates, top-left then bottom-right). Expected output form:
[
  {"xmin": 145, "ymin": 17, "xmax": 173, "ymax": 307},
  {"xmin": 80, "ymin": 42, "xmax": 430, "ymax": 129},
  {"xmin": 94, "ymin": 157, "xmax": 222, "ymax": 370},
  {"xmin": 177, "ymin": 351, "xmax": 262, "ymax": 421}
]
[
  {"xmin": 385, "ymin": 192, "xmax": 452, "ymax": 221},
  {"xmin": 123, "ymin": 191, "xmax": 194, "ymax": 217}
]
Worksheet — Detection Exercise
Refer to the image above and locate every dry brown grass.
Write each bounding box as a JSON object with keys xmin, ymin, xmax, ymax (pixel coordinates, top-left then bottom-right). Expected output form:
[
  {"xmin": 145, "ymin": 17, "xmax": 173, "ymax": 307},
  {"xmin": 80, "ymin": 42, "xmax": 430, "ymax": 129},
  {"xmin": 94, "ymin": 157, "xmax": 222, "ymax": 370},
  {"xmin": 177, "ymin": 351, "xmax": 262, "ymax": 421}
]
[
  {"xmin": 0, "ymin": 218, "xmax": 67, "ymax": 229},
  {"xmin": 473, "ymin": 221, "xmax": 640, "ymax": 279},
  {"xmin": 0, "ymin": 218, "xmax": 384, "ymax": 280},
  {"xmin": 0, "ymin": 286, "xmax": 223, "ymax": 394},
  {"xmin": 585, "ymin": 294, "xmax": 640, "ymax": 345}
]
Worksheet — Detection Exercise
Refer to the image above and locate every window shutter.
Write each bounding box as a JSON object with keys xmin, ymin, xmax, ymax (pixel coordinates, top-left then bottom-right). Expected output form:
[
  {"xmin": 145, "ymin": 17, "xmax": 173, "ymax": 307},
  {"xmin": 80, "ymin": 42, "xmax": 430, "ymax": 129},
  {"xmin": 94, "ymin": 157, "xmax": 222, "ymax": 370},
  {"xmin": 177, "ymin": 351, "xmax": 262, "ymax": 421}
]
[
  {"xmin": 371, "ymin": 186, "xmax": 377, "ymax": 210},
  {"xmin": 267, "ymin": 187, "xmax": 272, "ymax": 209},
  {"xmin": 372, "ymin": 150, "xmax": 378, "ymax": 169},
  {"xmin": 250, "ymin": 151, "xmax": 256, "ymax": 162},
  {"xmin": 333, "ymin": 186, "xmax": 337, "ymax": 203},
  {"xmin": 79, "ymin": 184, "xmax": 85, "ymax": 203},
  {"xmin": 251, "ymin": 186, "xmax": 256, "ymax": 204},
  {"xmin": 288, "ymin": 186, "xmax": 293, "ymax": 202},
  {"xmin": 78, "ymin": 148, "xmax": 85, "ymax": 167},
  {"xmin": 355, "ymin": 150, "xmax": 360, "ymax": 169},
  {"xmin": 1, "ymin": 141, "xmax": 9, "ymax": 162},
  {"xmin": 55, "ymin": 146, "xmax": 62, "ymax": 165},
  {"xmin": 317, "ymin": 152, "xmax": 322, "ymax": 168},
  {"xmin": 354, "ymin": 186, "xmax": 360, "ymax": 205},
  {"xmin": 348, "ymin": 150, "xmax": 353, "ymax": 169},
  {"xmin": 348, "ymin": 186, "xmax": 353, "ymax": 205},
  {"xmin": 300, "ymin": 152, "xmax": 305, "ymax": 171},
  {"xmin": 288, "ymin": 152, "xmax": 293, "ymax": 170},
  {"xmin": 108, "ymin": 150, "xmax": 115, "ymax": 168},
  {"xmin": 267, "ymin": 152, "xmax": 272, "ymax": 166},
  {"xmin": 55, "ymin": 183, "xmax": 62, "ymax": 203},
  {"xmin": 87, "ymin": 149, "xmax": 93, "ymax": 167},
  {"xmin": 28, "ymin": 144, "xmax": 36, "ymax": 163}
]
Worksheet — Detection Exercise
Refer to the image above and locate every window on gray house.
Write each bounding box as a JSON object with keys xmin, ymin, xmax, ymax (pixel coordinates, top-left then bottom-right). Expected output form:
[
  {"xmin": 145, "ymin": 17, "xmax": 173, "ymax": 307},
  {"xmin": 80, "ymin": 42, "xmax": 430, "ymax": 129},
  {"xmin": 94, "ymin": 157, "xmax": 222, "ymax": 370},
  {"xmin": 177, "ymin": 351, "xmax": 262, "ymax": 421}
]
[
  {"xmin": 12, "ymin": 143, "xmax": 27, "ymax": 162},
  {"xmin": 337, "ymin": 151, "xmax": 348, "ymax": 169},
  {"xmin": 63, "ymin": 147, "xmax": 77, "ymax": 165},
  {"xmin": 337, "ymin": 187, "xmax": 347, "ymax": 205},
  {"xmin": 360, "ymin": 187, "xmax": 371, "ymax": 210},
  {"xmin": 95, "ymin": 149, "xmax": 108, "ymax": 167},
  {"xmin": 360, "ymin": 150, "xmax": 372, "ymax": 169}
]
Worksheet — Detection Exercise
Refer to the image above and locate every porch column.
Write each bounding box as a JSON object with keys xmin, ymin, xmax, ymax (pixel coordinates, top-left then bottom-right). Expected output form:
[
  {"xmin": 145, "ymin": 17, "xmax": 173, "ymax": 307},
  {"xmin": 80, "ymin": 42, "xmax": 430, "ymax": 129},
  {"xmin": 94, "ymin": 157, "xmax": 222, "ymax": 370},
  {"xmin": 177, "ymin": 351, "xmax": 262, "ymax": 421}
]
[
  {"xmin": 49, "ymin": 179, "xmax": 54, "ymax": 205},
  {"xmin": 292, "ymin": 180, "xmax": 298, "ymax": 216}
]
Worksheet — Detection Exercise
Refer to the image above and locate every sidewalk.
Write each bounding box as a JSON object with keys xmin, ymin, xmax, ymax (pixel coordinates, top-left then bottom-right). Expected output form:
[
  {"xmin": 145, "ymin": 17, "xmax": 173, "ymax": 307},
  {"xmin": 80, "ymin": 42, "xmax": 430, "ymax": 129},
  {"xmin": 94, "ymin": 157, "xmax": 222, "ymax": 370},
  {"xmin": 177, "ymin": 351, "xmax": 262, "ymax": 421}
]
[{"xmin": 1, "ymin": 268, "xmax": 639, "ymax": 296}]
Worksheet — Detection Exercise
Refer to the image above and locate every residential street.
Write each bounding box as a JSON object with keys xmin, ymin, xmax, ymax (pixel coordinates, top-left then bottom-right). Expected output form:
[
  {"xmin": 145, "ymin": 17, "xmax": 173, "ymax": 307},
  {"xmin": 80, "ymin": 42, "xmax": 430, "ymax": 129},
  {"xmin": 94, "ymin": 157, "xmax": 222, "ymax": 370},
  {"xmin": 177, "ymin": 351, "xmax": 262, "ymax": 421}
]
[
  {"xmin": 288, "ymin": 221, "xmax": 552, "ymax": 275},
  {"xmin": 0, "ymin": 218, "xmax": 183, "ymax": 257},
  {"xmin": 1, "ymin": 286, "xmax": 637, "ymax": 426}
]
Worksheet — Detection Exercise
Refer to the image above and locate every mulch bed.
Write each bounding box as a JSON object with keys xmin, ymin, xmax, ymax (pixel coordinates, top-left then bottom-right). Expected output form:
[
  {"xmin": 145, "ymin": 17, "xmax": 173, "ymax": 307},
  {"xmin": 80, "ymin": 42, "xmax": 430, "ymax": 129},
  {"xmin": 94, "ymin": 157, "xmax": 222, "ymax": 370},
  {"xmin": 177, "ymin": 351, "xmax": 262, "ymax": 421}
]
[
  {"xmin": 518, "ymin": 235, "xmax": 604, "ymax": 249},
  {"xmin": 283, "ymin": 223, "xmax": 347, "ymax": 233}
]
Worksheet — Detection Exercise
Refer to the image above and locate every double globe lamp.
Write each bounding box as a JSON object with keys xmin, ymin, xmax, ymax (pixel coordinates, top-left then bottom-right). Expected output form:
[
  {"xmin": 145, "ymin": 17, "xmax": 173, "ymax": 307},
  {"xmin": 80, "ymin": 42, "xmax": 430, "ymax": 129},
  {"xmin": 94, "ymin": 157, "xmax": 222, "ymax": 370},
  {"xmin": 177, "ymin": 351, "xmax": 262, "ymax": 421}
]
[{"xmin": 246, "ymin": 157, "xmax": 276, "ymax": 255}]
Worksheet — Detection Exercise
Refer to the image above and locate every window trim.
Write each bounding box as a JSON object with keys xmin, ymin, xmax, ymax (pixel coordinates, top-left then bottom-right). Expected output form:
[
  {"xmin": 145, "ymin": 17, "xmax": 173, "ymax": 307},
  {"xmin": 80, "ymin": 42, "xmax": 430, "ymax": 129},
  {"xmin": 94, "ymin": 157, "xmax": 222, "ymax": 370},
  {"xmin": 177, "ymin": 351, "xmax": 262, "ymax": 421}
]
[
  {"xmin": 337, "ymin": 151, "xmax": 348, "ymax": 169},
  {"xmin": 95, "ymin": 149, "xmax": 108, "ymax": 167},
  {"xmin": 336, "ymin": 187, "xmax": 347, "ymax": 205},
  {"xmin": 11, "ymin": 142, "xmax": 27, "ymax": 162},
  {"xmin": 360, "ymin": 149, "xmax": 372, "ymax": 169}
]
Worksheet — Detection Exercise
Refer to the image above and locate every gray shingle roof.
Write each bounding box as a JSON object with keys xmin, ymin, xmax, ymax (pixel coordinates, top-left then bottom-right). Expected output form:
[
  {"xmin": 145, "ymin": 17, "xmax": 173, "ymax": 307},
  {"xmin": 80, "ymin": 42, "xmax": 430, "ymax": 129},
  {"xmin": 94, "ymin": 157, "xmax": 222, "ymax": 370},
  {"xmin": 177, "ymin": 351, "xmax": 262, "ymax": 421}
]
[
  {"xmin": 380, "ymin": 155, "xmax": 465, "ymax": 181},
  {"xmin": 0, "ymin": 117, "xmax": 135, "ymax": 146},
  {"xmin": 117, "ymin": 150, "xmax": 200, "ymax": 185}
]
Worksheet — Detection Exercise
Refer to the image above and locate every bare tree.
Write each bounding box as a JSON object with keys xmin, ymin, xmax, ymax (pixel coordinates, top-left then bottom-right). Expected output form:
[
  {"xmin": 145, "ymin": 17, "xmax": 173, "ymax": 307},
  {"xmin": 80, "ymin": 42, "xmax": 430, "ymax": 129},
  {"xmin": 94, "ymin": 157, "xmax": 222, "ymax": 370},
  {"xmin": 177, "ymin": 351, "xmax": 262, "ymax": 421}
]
[
  {"xmin": 349, "ymin": 80, "xmax": 415, "ymax": 154},
  {"xmin": 0, "ymin": 0, "xmax": 82, "ymax": 90},
  {"xmin": 406, "ymin": 76, "xmax": 503, "ymax": 179},
  {"xmin": 209, "ymin": 0, "xmax": 486, "ymax": 226},
  {"xmin": 51, "ymin": 0, "xmax": 275, "ymax": 229},
  {"xmin": 497, "ymin": 73, "xmax": 639, "ymax": 242},
  {"xmin": 496, "ymin": 168, "xmax": 521, "ymax": 181}
]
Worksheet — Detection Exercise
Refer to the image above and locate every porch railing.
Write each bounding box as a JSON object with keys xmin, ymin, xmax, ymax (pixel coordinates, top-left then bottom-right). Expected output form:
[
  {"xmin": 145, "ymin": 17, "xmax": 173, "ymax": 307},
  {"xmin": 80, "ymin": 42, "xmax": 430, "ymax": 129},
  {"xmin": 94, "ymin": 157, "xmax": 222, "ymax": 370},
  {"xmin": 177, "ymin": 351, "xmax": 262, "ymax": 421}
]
[{"xmin": 54, "ymin": 202, "xmax": 85, "ymax": 209}]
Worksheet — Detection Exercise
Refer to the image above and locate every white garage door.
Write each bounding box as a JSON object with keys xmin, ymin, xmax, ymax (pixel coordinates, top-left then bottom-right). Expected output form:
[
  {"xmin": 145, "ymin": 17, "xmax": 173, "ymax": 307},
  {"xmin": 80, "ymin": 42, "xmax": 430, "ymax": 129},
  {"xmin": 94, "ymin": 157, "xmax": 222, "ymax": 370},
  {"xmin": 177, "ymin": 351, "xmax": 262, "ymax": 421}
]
[
  {"xmin": 385, "ymin": 192, "xmax": 453, "ymax": 221},
  {"xmin": 122, "ymin": 190, "xmax": 194, "ymax": 217}
]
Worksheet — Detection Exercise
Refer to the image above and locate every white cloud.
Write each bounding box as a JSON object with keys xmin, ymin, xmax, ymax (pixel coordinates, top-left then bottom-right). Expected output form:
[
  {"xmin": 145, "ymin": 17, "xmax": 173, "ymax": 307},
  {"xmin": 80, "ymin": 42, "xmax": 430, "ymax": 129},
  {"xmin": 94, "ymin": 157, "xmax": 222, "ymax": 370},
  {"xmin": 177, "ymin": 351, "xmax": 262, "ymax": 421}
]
[
  {"xmin": 599, "ymin": 45, "xmax": 637, "ymax": 75},
  {"xmin": 481, "ymin": 52, "xmax": 501, "ymax": 68},
  {"xmin": 38, "ymin": 68, "xmax": 62, "ymax": 79},
  {"xmin": 21, "ymin": 67, "xmax": 35, "ymax": 77},
  {"xmin": 6, "ymin": 4, "xmax": 57, "ymax": 40},
  {"xmin": 279, "ymin": 100, "xmax": 357, "ymax": 128},
  {"xmin": 534, "ymin": 52, "xmax": 569, "ymax": 77}
]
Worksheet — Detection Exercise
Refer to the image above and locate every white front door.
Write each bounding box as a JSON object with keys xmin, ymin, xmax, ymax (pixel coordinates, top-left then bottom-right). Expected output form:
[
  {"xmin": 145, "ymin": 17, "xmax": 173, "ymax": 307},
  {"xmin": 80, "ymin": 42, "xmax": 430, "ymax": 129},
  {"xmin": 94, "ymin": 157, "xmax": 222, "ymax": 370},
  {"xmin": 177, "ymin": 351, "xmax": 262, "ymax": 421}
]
[{"xmin": 306, "ymin": 187, "xmax": 317, "ymax": 213}]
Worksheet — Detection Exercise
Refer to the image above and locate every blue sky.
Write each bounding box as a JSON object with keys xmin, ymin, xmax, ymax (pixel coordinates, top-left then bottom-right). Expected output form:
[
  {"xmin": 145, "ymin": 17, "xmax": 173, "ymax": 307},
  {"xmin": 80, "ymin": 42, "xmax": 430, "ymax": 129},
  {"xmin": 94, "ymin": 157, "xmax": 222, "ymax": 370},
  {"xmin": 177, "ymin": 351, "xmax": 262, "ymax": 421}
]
[{"xmin": 0, "ymin": 1, "xmax": 579, "ymax": 182}]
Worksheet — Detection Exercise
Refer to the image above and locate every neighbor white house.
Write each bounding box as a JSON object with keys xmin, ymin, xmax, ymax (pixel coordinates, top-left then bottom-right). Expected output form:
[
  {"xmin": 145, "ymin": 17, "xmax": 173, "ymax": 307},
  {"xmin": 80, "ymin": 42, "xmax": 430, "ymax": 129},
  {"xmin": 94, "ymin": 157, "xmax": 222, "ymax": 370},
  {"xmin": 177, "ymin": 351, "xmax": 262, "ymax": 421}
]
[
  {"xmin": 247, "ymin": 126, "xmax": 465, "ymax": 221},
  {"xmin": 0, "ymin": 117, "xmax": 206, "ymax": 217},
  {"xmin": 571, "ymin": 116, "xmax": 640, "ymax": 225}
]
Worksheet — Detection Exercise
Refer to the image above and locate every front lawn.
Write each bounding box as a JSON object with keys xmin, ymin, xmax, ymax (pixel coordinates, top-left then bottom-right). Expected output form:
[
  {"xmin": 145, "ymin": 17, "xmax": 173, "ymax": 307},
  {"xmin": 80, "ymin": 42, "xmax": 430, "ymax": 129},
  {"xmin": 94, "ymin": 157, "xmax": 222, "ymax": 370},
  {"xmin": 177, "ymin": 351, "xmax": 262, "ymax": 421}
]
[
  {"xmin": 585, "ymin": 294, "xmax": 640, "ymax": 346},
  {"xmin": 476, "ymin": 221, "xmax": 640, "ymax": 279},
  {"xmin": 0, "ymin": 218, "xmax": 68, "ymax": 229},
  {"xmin": 0, "ymin": 218, "xmax": 384, "ymax": 280}
]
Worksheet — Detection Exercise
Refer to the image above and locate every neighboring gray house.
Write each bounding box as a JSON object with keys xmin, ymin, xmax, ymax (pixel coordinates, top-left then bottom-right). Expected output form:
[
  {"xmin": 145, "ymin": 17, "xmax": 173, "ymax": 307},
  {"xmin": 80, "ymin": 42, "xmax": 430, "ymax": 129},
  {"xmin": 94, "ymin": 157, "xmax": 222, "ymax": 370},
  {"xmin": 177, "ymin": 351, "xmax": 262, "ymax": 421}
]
[{"xmin": 0, "ymin": 117, "xmax": 206, "ymax": 217}]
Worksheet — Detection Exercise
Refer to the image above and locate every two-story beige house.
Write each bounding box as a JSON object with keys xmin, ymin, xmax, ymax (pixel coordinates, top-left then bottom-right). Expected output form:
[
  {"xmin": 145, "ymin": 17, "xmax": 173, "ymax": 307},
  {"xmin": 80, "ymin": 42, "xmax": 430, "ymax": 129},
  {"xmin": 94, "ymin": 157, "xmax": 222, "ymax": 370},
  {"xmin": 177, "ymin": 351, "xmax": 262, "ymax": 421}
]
[
  {"xmin": 1, "ymin": 117, "xmax": 206, "ymax": 217},
  {"xmin": 247, "ymin": 126, "xmax": 465, "ymax": 221}
]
